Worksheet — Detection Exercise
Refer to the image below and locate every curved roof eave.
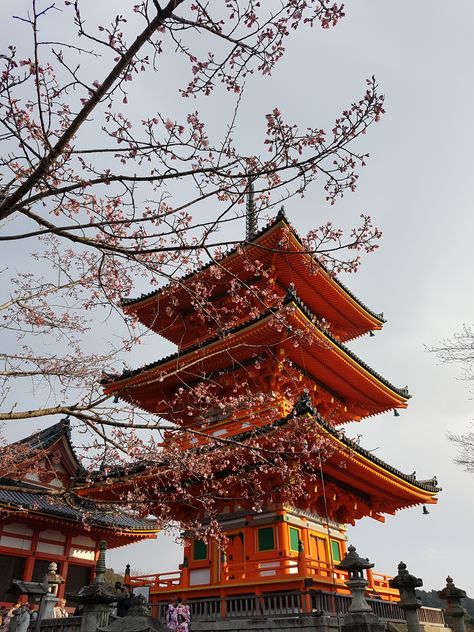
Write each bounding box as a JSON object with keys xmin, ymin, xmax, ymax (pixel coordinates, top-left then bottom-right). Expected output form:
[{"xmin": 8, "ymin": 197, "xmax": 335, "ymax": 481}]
[
  {"xmin": 121, "ymin": 211, "xmax": 385, "ymax": 326},
  {"xmin": 104, "ymin": 292, "xmax": 409, "ymax": 401},
  {"xmin": 76, "ymin": 407, "xmax": 440, "ymax": 499}
]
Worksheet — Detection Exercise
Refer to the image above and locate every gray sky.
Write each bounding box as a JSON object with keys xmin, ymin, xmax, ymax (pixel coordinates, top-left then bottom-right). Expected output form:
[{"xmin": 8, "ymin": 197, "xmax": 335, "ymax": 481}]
[{"xmin": 1, "ymin": 1, "xmax": 473, "ymax": 594}]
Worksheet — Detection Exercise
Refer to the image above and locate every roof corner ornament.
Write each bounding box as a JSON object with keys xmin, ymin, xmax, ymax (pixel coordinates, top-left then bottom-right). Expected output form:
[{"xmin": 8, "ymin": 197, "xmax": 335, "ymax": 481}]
[
  {"xmin": 293, "ymin": 390, "xmax": 314, "ymax": 417},
  {"xmin": 285, "ymin": 281, "xmax": 297, "ymax": 302},
  {"xmin": 245, "ymin": 178, "xmax": 257, "ymax": 241}
]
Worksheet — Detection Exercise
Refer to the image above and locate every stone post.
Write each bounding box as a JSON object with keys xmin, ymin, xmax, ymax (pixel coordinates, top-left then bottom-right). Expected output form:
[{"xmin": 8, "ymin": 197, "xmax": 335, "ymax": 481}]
[
  {"xmin": 389, "ymin": 562, "xmax": 423, "ymax": 632},
  {"xmin": 335, "ymin": 545, "xmax": 385, "ymax": 632},
  {"xmin": 437, "ymin": 576, "xmax": 467, "ymax": 632},
  {"xmin": 68, "ymin": 541, "xmax": 123, "ymax": 632}
]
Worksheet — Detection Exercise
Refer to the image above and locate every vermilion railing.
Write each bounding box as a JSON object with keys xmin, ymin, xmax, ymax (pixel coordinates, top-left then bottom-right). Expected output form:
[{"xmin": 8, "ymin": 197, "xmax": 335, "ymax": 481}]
[
  {"xmin": 128, "ymin": 556, "xmax": 398, "ymax": 598},
  {"xmin": 128, "ymin": 569, "xmax": 182, "ymax": 589}
]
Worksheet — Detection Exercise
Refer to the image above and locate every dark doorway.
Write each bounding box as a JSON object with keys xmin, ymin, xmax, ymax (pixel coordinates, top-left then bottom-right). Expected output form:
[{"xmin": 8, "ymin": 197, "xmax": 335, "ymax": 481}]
[
  {"xmin": 0, "ymin": 554, "xmax": 26, "ymax": 602},
  {"xmin": 65, "ymin": 565, "xmax": 92, "ymax": 605}
]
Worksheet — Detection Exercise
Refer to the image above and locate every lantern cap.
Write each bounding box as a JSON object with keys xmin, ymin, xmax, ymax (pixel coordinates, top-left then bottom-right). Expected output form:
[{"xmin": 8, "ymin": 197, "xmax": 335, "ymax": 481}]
[{"xmin": 335, "ymin": 545, "xmax": 374, "ymax": 572}]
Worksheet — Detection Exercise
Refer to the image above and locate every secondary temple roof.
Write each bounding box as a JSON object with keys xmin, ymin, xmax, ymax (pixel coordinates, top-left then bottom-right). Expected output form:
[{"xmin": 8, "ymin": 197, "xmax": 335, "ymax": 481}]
[
  {"xmin": 0, "ymin": 420, "xmax": 158, "ymax": 546},
  {"xmin": 0, "ymin": 478, "xmax": 155, "ymax": 534}
]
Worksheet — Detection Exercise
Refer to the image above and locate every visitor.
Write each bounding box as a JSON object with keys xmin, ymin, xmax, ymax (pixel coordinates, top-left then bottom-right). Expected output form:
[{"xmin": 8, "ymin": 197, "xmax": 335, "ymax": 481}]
[
  {"xmin": 29, "ymin": 606, "xmax": 38, "ymax": 623},
  {"xmin": 3, "ymin": 603, "xmax": 21, "ymax": 632},
  {"xmin": 0, "ymin": 608, "xmax": 8, "ymax": 627},
  {"xmin": 165, "ymin": 598, "xmax": 177, "ymax": 631},
  {"xmin": 13, "ymin": 605, "xmax": 30, "ymax": 632},
  {"xmin": 53, "ymin": 599, "xmax": 69, "ymax": 619},
  {"xmin": 114, "ymin": 581, "xmax": 122, "ymax": 591},
  {"xmin": 116, "ymin": 586, "xmax": 132, "ymax": 618},
  {"xmin": 174, "ymin": 598, "xmax": 190, "ymax": 632}
]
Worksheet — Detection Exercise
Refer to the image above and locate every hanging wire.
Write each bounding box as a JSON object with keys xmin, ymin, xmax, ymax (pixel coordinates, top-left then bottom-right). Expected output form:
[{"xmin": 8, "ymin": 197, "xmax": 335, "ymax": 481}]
[{"xmin": 318, "ymin": 455, "xmax": 342, "ymax": 628}]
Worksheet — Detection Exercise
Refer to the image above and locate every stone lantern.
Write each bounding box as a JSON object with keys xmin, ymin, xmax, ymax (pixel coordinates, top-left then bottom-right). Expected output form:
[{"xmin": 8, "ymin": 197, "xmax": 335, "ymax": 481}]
[
  {"xmin": 68, "ymin": 541, "xmax": 123, "ymax": 632},
  {"xmin": 44, "ymin": 562, "xmax": 65, "ymax": 596},
  {"xmin": 336, "ymin": 545, "xmax": 384, "ymax": 632},
  {"xmin": 437, "ymin": 576, "xmax": 467, "ymax": 632},
  {"xmin": 42, "ymin": 562, "xmax": 65, "ymax": 619},
  {"xmin": 389, "ymin": 562, "xmax": 423, "ymax": 632}
]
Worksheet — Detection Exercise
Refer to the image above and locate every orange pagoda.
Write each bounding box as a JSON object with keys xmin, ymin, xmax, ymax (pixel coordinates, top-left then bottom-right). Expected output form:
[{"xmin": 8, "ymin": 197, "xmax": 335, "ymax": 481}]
[{"xmin": 81, "ymin": 210, "xmax": 439, "ymax": 608}]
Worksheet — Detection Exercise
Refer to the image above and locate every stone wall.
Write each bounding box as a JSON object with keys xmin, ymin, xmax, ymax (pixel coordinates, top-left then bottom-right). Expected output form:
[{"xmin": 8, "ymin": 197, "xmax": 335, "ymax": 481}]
[{"xmin": 191, "ymin": 614, "xmax": 340, "ymax": 632}]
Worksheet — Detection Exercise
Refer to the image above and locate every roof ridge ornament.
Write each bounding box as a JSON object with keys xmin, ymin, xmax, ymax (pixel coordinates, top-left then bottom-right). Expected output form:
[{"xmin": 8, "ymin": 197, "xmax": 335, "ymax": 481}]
[
  {"xmin": 293, "ymin": 390, "xmax": 314, "ymax": 416},
  {"xmin": 245, "ymin": 178, "xmax": 257, "ymax": 241}
]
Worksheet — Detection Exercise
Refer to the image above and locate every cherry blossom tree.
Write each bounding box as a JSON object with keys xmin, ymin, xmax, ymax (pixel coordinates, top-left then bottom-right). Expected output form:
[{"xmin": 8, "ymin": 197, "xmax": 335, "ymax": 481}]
[
  {"xmin": 429, "ymin": 325, "xmax": 474, "ymax": 472},
  {"xmin": 0, "ymin": 0, "xmax": 385, "ymax": 528}
]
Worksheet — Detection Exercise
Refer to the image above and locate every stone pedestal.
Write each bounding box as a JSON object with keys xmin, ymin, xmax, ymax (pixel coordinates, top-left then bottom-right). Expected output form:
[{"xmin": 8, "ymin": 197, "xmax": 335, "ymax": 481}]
[
  {"xmin": 98, "ymin": 596, "xmax": 164, "ymax": 632},
  {"xmin": 437, "ymin": 576, "xmax": 467, "ymax": 632},
  {"xmin": 389, "ymin": 562, "xmax": 423, "ymax": 632},
  {"xmin": 42, "ymin": 593, "xmax": 59, "ymax": 620}
]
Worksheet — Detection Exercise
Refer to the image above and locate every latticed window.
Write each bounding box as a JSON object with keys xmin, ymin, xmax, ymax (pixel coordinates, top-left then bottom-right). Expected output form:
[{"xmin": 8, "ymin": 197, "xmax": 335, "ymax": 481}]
[
  {"xmin": 289, "ymin": 527, "xmax": 299, "ymax": 551},
  {"xmin": 193, "ymin": 539, "xmax": 207, "ymax": 560},
  {"xmin": 330, "ymin": 540, "xmax": 341, "ymax": 562},
  {"xmin": 258, "ymin": 527, "xmax": 275, "ymax": 551}
]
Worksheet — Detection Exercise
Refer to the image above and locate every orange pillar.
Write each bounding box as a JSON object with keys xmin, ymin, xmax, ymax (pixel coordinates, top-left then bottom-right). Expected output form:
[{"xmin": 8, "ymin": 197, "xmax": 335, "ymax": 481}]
[
  {"xmin": 366, "ymin": 567, "xmax": 374, "ymax": 591},
  {"xmin": 219, "ymin": 589, "xmax": 227, "ymax": 618},
  {"xmin": 277, "ymin": 517, "xmax": 289, "ymax": 556}
]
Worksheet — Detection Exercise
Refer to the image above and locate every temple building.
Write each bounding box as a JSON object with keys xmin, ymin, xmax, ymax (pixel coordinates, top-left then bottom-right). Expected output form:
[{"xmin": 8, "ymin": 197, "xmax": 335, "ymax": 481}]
[
  {"xmin": 0, "ymin": 419, "xmax": 158, "ymax": 606},
  {"xmin": 80, "ymin": 211, "xmax": 440, "ymax": 606}
]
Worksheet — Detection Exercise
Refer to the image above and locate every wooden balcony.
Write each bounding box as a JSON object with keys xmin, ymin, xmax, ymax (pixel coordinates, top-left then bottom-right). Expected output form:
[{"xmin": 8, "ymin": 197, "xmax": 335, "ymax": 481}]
[{"xmin": 128, "ymin": 555, "xmax": 399, "ymax": 601}]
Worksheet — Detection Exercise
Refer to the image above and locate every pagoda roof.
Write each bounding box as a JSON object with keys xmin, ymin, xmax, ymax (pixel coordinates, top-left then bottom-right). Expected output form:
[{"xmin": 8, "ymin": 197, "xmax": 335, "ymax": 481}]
[
  {"xmin": 76, "ymin": 404, "xmax": 439, "ymax": 522},
  {"xmin": 122, "ymin": 212, "xmax": 385, "ymax": 344},
  {"xmin": 233, "ymin": 409, "xmax": 440, "ymax": 495},
  {"xmin": 103, "ymin": 292, "xmax": 409, "ymax": 421}
]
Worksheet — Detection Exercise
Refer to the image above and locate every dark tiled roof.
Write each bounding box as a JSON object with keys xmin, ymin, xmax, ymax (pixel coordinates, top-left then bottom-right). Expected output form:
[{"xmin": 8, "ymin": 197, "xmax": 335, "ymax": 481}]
[
  {"xmin": 121, "ymin": 211, "xmax": 385, "ymax": 324},
  {"xmin": 104, "ymin": 291, "xmax": 409, "ymax": 399},
  {"xmin": 3, "ymin": 418, "xmax": 82, "ymax": 476},
  {"xmin": 14, "ymin": 418, "xmax": 72, "ymax": 451},
  {"xmin": 0, "ymin": 478, "xmax": 156, "ymax": 532}
]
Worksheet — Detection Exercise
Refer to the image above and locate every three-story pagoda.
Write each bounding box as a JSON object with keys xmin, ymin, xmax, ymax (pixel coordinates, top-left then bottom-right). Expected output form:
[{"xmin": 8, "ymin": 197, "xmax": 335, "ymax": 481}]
[{"xmin": 81, "ymin": 210, "xmax": 439, "ymax": 605}]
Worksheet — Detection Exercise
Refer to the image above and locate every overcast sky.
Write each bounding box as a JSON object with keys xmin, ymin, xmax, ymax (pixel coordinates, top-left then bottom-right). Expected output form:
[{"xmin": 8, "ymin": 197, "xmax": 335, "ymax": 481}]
[{"xmin": 1, "ymin": 1, "xmax": 474, "ymax": 595}]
